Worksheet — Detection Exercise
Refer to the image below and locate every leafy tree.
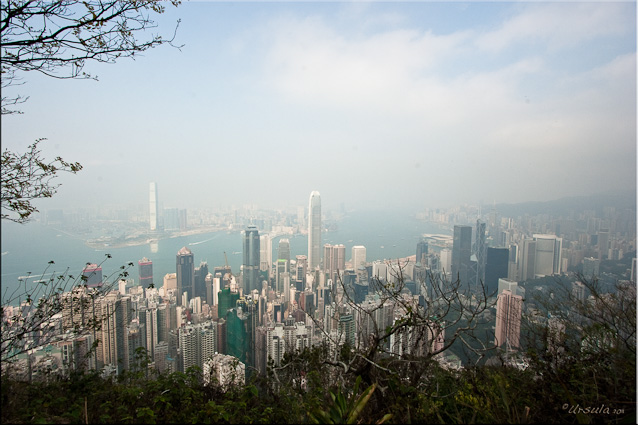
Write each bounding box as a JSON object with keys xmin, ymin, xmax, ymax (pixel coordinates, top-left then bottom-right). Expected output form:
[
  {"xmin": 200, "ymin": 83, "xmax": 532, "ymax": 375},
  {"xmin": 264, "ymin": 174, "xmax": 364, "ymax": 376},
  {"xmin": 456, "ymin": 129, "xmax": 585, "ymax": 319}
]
[
  {"xmin": 1, "ymin": 0, "xmax": 181, "ymax": 222},
  {"xmin": 521, "ymin": 274, "xmax": 636, "ymax": 423},
  {"xmin": 305, "ymin": 263, "xmax": 494, "ymax": 387},
  {"xmin": 1, "ymin": 0, "xmax": 182, "ymax": 113},
  {"xmin": 1, "ymin": 0, "xmax": 181, "ymax": 373},
  {"xmin": 1, "ymin": 138, "xmax": 82, "ymax": 223},
  {"xmin": 1, "ymin": 254, "xmax": 134, "ymax": 366}
]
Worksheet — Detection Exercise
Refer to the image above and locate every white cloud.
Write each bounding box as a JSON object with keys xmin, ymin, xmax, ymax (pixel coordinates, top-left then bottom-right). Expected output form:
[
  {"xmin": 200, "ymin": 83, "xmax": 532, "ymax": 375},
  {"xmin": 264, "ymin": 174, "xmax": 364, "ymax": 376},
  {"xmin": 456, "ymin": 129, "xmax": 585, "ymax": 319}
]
[{"xmin": 475, "ymin": 2, "xmax": 632, "ymax": 53}]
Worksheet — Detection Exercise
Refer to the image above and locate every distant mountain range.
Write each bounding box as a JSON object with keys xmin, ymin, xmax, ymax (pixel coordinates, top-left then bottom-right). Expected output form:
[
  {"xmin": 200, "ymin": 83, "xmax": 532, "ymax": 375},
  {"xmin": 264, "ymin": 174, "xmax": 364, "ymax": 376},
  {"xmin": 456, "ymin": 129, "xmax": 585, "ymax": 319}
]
[{"xmin": 491, "ymin": 191, "xmax": 636, "ymax": 217}]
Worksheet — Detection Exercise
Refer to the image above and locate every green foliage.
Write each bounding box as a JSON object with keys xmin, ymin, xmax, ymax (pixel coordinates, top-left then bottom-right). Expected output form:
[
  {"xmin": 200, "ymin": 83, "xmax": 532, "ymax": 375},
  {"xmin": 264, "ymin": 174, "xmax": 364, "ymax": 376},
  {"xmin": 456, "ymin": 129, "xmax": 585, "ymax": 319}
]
[
  {"xmin": 1, "ymin": 139, "xmax": 82, "ymax": 223},
  {"xmin": 309, "ymin": 376, "xmax": 391, "ymax": 424}
]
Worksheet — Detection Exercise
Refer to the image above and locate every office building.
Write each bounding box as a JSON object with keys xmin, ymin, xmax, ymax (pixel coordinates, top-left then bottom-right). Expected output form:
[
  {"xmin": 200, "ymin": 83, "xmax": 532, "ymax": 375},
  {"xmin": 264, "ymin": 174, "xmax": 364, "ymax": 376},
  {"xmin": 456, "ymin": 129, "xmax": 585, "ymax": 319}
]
[
  {"xmin": 176, "ymin": 247, "xmax": 195, "ymax": 305},
  {"xmin": 439, "ymin": 248, "xmax": 452, "ymax": 277},
  {"xmin": 518, "ymin": 239, "xmax": 536, "ymax": 282},
  {"xmin": 533, "ymin": 234, "xmax": 562, "ymax": 276},
  {"xmin": 275, "ymin": 259, "xmax": 288, "ymax": 294},
  {"xmin": 295, "ymin": 255, "xmax": 308, "ymax": 291},
  {"xmin": 138, "ymin": 257, "xmax": 153, "ymax": 289},
  {"xmin": 194, "ymin": 261, "xmax": 209, "ymax": 300},
  {"xmin": 260, "ymin": 234, "xmax": 272, "ymax": 276},
  {"xmin": 243, "ymin": 225, "xmax": 260, "ymax": 294},
  {"xmin": 351, "ymin": 245, "xmax": 367, "ymax": 270},
  {"xmin": 473, "ymin": 220, "xmax": 487, "ymax": 287},
  {"xmin": 597, "ymin": 229, "xmax": 610, "ymax": 260},
  {"xmin": 485, "ymin": 248, "xmax": 509, "ymax": 295},
  {"xmin": 308, "ymin": 191, "xmax": 322, "ymax": 270},
  {"xmin": 452, "ymin": 225, "xmax": 472, "ymax": 285},
  {"xmin": 82, "ymin": 263, "xmax": 103, "ymax": 288},
  {"xmin": 324, "ymin": 243, "xmax": 346, "ymax": 284},
  {"xmin": 278, "ymin": 238, "xmax": 291, "ymax": 268},
  {"xmin": 416, "ymin": 240, "xmax": 429, "ymax": 266},
  {"xmin": 149, "ymin": 182, "xmax": 158, "ymax": 231}
]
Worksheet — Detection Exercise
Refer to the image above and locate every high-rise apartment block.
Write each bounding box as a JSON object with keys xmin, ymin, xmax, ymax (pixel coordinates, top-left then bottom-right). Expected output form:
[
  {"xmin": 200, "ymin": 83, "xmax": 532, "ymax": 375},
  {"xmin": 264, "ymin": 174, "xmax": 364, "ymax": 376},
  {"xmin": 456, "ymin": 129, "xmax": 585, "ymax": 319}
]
[
  {"xmin": 494, "ymin": 289, "xmax": 523, "ymax": 350},
  {"xmin": 179, "ymin": 321, "xmax": 217, "ymax": 373}
]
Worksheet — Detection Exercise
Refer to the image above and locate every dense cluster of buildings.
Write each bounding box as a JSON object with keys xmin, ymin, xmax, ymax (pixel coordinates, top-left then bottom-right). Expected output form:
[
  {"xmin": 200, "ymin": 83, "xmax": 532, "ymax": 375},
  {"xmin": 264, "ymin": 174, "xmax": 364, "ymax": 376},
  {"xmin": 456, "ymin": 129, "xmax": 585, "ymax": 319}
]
[{"xmin": 3, "ymin": 188, "xmax": 635, "ymax": 383}]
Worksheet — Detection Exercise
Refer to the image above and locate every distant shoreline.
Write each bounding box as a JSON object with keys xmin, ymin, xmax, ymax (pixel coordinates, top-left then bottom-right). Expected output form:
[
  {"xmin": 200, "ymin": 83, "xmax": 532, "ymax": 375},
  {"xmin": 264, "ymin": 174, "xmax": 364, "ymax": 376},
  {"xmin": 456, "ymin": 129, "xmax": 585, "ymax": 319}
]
[{"xmin": 84, "ymin": 225, "xmax": 230, "ymax": 250}]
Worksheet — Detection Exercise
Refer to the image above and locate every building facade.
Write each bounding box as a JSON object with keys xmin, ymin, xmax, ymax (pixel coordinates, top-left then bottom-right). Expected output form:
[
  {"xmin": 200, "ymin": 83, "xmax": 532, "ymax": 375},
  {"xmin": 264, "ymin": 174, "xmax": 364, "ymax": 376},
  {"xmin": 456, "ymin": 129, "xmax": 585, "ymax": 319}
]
[{"xmin": 308, "ymin": 191, "xmax": 322, "ymax": 270}]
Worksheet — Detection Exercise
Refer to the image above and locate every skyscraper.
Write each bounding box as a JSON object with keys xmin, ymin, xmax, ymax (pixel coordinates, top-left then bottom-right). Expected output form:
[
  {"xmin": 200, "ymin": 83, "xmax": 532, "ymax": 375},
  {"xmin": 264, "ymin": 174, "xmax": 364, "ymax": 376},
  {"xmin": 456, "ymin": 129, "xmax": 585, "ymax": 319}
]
[
  {"xmin": 439, "ymin": 248, "xmax": 452, "ymax": 276},
  {"xmin": 149, "ymin": 182, "xmax": 158, "ymax": 231},
  {"xmin": 194, "ymin": 261, "xmax": 209, "ymax": 300},
  {"xmin": 495, "ymin": 289, "xmax": 523, "ymax": 350},
  {"xmin": 259, "ymin": 234, "xmax": 272, "ymax": 276},
  {"xmin": 295, "ymin": 254, "xmax": 308, "ymax": 291},
  {"xmin": 176, "ymin": 247, "xmax": 195, "ymax": 305},
  {"xmin": 324, "ymin": 243, "xmax": 346, "ymax": 284},
  {"xmin": 278, "ymin": 238, "xmax": 291, "ymax": 269},
  {"xmin": 518, "ymin": 239, "xmax": 536, "ymax": 282},
  {"xmin": 485, "ymin": 248, "xmax": 509, "ymax": 295},
  {"xmin": 352, "ymin": 245, "xmax": 367, "ymax": 270},
  {"xmin": 473, "ymin": 220, "xmax": 487, "ymax": 287},
  {"xmin": 243, "ymin": 225, "xmax": 260, "ymax": 294},
  {"xmin": 308, "ymin": 191, "xmax": 322, "ymax": 270},
  {"xmin": 451, "ymin": 225, "xmax": 472, "ymax": 285},
  {"xmin": 532, "ymin": 234, "xmax": 562, "ymax": 276},
  {"xmin": 138, "ymin": 257, "xmax": 153, "ymax": 289},
  {"xmin": 416, "ymin": 240, "xmax": 428, "ymax": 266},
  {"xmin": 82, "ymin": 263, "xmax": 103, "ymax": 288}
]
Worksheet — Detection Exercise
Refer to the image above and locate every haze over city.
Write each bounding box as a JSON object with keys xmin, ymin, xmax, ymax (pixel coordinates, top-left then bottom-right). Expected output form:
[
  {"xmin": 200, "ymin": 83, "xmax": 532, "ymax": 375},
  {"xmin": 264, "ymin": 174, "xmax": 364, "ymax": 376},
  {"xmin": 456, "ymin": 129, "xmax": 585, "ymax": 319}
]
[{"xmin": 1, "ymin": 1, "xmax": 635, "ymax": 213}]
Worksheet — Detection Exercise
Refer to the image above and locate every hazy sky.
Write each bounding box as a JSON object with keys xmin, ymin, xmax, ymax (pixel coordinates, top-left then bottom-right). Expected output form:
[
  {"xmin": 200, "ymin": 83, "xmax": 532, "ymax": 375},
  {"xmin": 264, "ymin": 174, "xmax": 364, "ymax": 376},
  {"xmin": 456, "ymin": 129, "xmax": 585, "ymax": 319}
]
[{"xmin": 2, "ymin": 1, "xmax": 636, "ymax": 214}]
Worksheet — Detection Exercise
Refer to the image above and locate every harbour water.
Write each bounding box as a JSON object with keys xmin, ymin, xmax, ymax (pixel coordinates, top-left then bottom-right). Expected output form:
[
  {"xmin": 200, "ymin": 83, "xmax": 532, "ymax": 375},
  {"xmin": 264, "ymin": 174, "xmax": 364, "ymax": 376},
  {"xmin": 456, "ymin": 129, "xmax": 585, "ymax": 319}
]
[{"xmin": 1, "ymin": 210, "xmax": 450, "ymax": 305}]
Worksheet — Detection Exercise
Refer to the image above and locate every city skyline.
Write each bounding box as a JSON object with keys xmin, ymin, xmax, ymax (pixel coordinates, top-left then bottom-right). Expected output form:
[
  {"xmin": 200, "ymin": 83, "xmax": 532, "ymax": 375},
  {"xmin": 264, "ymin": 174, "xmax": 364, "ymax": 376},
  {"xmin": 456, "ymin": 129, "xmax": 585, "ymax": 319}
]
[{"xmin": 0, "ymin": 1, "xmax": 635, "ymax": 214}]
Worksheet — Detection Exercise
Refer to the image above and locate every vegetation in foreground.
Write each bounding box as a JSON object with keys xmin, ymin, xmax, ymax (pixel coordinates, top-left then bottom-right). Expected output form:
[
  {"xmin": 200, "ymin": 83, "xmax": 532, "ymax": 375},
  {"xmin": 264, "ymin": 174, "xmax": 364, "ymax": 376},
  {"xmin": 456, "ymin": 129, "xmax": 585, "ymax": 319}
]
[{"xmin": 1, "ymin": 335, "xmax": 635, "ymax": 425}]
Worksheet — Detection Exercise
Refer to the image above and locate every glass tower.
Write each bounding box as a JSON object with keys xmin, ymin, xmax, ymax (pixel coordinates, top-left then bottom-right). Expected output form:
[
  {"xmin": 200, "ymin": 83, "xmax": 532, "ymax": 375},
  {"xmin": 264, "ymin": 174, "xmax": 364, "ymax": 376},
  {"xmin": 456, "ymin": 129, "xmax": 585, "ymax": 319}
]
[
  {"xmin": 243, "ymin": 225, "xmax": 260, "ymax": 294},
  {"xmin": 308, "ymin": 191, "xmax": 322, "ymax": 270}
]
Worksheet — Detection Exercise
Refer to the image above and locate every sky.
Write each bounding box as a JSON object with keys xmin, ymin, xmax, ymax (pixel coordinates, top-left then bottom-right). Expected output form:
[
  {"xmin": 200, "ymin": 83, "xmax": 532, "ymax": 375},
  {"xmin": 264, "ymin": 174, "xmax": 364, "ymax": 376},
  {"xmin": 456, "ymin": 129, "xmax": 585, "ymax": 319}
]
[{"xmin": 1, "ymin": 0, "xmax": 636, "ymax": 214}]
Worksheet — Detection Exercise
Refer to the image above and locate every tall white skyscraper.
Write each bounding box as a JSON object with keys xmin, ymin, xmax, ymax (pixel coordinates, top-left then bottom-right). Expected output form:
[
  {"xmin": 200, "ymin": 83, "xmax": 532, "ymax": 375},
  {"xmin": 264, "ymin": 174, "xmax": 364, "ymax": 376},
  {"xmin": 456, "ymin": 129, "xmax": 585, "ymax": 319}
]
[
  {"xmin": 440, "ymin": 248, "xmax": 452, "ymax": 276},
  {"xmin": 149, "ymin": 182, "xmax": 158, "ymax": 231},
  {"xmin": 532, "ymin": 234, "xmax": 563, "ymax": 276},
  {"xmin": 259, "ymin": 234, "xmax": 272, "ymax": 276},
  {"xmin": 308, "ymin": 191, "xmax": 322, "ymax": 270},
  {"xmin": 352, "ymin": 245, "xmax": 367, "ymax": 270}
]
